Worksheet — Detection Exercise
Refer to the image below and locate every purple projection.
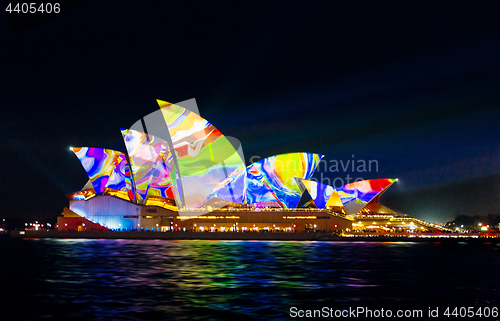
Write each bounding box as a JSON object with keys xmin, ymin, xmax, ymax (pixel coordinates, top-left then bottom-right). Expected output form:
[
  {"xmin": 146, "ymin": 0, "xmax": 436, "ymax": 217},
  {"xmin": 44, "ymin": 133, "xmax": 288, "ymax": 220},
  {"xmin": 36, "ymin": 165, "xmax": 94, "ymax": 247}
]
[{"xmin": 71, "ymin": 147, "xmax": 123, "ymax": 194}]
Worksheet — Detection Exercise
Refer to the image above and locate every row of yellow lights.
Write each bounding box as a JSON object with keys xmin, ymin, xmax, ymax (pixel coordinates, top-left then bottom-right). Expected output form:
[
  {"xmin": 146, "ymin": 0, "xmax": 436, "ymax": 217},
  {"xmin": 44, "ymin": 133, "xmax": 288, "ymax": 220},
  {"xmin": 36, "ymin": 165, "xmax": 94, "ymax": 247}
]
[
  {"xmin": 176, "ymin": 216, "xmax": 241, "ymax": 219},
  {"xmin": 353, "ymin": 217, "xmax": 452, "ymax": 232},
  {"xmin": 282, "ymin": 216, "xmax": 317, "ymax": 219},
  {"xmin": 175, "ymin": 215, "xmax": 320, "ymax": 220},
  {"xmin": 355, "ymin": 215, "xmax": 395, "ymax": 218}
]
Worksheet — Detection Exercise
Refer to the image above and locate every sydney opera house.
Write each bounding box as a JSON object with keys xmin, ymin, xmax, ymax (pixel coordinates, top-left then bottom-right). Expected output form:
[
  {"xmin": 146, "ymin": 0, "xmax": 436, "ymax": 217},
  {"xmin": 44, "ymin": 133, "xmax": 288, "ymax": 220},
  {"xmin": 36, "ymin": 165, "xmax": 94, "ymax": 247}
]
[{"xmin": 59, "ymin": 100, "xmax": 446, "ymax": 233}]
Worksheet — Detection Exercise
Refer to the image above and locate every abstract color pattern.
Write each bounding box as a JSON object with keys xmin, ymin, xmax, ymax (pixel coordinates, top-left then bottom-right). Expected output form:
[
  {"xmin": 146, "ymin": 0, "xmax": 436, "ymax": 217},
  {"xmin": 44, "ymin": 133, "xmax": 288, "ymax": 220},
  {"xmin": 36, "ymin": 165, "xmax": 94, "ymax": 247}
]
[
  {"xmin": 246, "ymin": 153, "xmax": 323, "ymax": 208},
  {"xmin": 298, "ymin": 179, "xmax": 335, "ymax": 209},
  {"xmin": 335, "ymin": 178, "xmax": 397, "ymax": 214},
  {"xmin": 121, "ymin": 129, "xmax": 171, "ymax": 204},
  {"xmin": 245, "ymin": 163, "xmax": 282, "ymax": 205},
  {"xmin": 148, "ymin": 151, "xmax": 176, "ymax": 199},
  {"xmin": 206, "ymin": 165, "xmax": 247, "ymax": 204},
  {"xmin": 71, "ymin": 147, "xmax": 124, "ymax": 194},
  {"xmin": 105, "ymin": 153, "xmax": 135, "ymax": 201},
  {"xmin": 158, "ymin": 100, "xmax": 245, "ymax": 210}
]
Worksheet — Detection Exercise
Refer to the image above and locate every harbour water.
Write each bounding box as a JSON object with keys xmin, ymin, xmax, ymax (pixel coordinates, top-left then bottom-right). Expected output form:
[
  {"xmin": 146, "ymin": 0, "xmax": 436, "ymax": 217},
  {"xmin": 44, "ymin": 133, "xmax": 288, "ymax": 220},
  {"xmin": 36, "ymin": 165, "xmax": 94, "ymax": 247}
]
[{"xmin": 0, "ymin": 238, "xmax": 499, "ymax": 320}]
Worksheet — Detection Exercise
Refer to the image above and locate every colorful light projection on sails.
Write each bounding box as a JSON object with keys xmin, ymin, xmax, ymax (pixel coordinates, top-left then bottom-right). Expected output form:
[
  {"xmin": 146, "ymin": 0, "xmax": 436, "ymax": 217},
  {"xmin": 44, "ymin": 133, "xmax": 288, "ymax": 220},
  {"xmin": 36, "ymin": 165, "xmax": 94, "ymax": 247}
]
[
  {"xmin": 157, "ymin": 100, "xmax": 245, "ymax": 210},
  {"xmin": 121, "ymin": 129, "xmax": 173, "ymax": 205},
  {"xmin": 69, "ymin": 98, "xmax": 398, "ymax": 218},
  {"xmin": 206, "ymin": 165, "xmax": 247, "ymax": 204},
  {"xmin": 105, "ymin": 153, "xmax": 135, "ymax": 201},
  {"xmin": 335, "ymin": 178, "xmax": 397, "ymax": 214},
  {"xmin": 297, "ymin": 178, "xmax": 344, "ymax": 212},
  {"xmin": 71, "ymin": 147, "xmax": 124, "ymax": 194},
  {"xmin": 148, "ymin": 152, "xmax": 176, "ymax": 199},
  {"xmin": 245, "ymin": 163, "xmax": 282, "ymax": 205},
  {"xmin": 297, "ymin": 179, "xmax": 335, "ymax": 209},
  {"xmin": 246, "ymin": 153, "xmax": 323, "ymax": 208}
]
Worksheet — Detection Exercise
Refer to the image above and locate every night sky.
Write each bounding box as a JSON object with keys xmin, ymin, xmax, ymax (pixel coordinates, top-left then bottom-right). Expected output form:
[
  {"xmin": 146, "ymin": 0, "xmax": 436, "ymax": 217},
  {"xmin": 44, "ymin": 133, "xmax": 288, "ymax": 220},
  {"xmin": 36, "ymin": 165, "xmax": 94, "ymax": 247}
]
[{"xmin": 1, "ymin": 1, "xmax": 500, "ymax": 223}]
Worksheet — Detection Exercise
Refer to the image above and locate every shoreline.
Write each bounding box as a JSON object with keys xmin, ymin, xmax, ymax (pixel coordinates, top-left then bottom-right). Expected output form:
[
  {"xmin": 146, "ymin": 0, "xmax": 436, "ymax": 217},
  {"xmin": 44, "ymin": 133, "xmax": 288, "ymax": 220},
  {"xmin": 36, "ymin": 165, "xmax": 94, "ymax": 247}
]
[{"xmin": 7, "ymin": 230, "xmax": 500, "ymax": 242}]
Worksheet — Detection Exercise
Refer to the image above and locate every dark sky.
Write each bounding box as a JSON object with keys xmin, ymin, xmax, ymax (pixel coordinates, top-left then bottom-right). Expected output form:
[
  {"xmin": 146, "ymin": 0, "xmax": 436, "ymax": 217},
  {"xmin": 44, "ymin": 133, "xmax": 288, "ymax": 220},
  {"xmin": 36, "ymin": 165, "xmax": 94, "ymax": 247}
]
[{"xmin": 1, "ymin": 1, "xmax": 500, "ymax": 223}]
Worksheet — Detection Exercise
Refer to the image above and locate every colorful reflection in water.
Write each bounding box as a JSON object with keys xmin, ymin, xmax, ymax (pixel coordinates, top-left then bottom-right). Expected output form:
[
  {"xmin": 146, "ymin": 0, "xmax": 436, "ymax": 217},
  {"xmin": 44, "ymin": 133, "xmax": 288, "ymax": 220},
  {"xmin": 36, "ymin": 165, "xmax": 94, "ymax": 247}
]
[{"xmin": 1, "ymin": 239, "xmax": 499, "ymax": 321}]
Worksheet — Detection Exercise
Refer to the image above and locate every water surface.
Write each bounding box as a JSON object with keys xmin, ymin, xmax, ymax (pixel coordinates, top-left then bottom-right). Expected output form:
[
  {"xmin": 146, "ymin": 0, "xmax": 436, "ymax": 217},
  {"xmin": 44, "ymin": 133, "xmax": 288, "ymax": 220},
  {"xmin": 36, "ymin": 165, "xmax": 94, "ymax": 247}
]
[{"xmin": 1, "ymin": 239, "xmax": 498, "ymax": 320}]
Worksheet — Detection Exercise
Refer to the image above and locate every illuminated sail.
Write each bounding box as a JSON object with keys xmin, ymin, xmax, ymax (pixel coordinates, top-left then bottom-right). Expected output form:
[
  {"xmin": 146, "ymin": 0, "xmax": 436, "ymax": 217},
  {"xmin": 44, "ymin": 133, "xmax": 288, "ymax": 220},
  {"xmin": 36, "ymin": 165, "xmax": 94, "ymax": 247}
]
[
  {"xmin": 105, "ymin": 153, "xmax": 135, "ymax": 201},
  {"xmin": 71, "ymin": 147, "xmax": 123, "ymax": 194},
  {"xmin": 148, "ymin": 151, "xmax": 176, "ymax": 199},
  {"xmin": 298, "ymin": 179, "xmax": 335, "ymax": 209},
  {"xmin": 157, "ymin": 100, "xmax": 245, "ymax": 211},
  {"xmin": 206, "ymin": 165, "xmax": 247, "ymax": 204},
  {"xmin": 335, "ymin": 178, "xmax": 397, "ymax": 214},
  {"xmin": 121, "ymin": 129, "xmax": 172, "ymax": 204},
  {"xmin": 246, "ymin": 153, "xmax": 323, "ymax": 208}
]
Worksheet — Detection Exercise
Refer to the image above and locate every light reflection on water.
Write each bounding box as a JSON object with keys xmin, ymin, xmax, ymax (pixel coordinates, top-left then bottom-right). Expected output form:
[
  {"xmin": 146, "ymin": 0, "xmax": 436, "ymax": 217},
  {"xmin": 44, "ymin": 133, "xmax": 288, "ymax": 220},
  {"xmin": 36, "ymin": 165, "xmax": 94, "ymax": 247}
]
[{"xmin": 0, "ymin": 239, "xmax": 499, "ymax": 320}]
